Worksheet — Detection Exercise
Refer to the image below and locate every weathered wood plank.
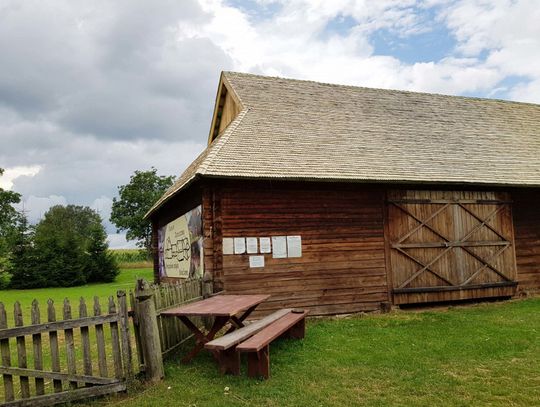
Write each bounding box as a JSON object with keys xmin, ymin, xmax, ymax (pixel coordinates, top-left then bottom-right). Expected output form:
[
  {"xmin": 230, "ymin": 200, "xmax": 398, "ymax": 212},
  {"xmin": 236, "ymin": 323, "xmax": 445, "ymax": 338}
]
[
  {"xmin": 129, "ymin": 290, "xmax": 144, "ymax": 370},
  {"xmin": 0, "ymin": 313, "xmax": 120, "ymax": 340},
  {"xmin": 513, "ymin": 189, "xmax": 540, "ymax": 293},
  {"xmin": 15, "ymin": 301, "xmax": 30, "ymax": 398},
  {"xmin": 0, "ymin": 302, "xmax": 15, "ymax": 402},
  {"xmin": 0, "ymin": 382, "xmax": 126, "ymax": 407},
  {"xmin": 47, "ymin": 299, "xmax": 63, "ymax": 393},
  {"xmin": 206, "ymin": 309, "xmax": 291, "ymax": 351},
  {"xmin": 63, "ymin": 299, "xmax": 77, "ymax": 390},
  {"xmin": 93, "ymin": 297, "xmax": 108, "ymax": 379},
  {"xmin": 108, "ymin": 296, "xmax": 123, "ymax": 379},
  {"xmin": 0, "ymin": 366, "xmax": 119, "ymax": 385},
  {"xmin": 31, "ymin": 300, "xmax": 45, "ymax": 395},
  {"xmin": 117, "ymin": 291, "xmax": 133, "ymax": 380},
  {"xmin": 79, "ymin": 298, "xmax": 93, "ymax": 379}
]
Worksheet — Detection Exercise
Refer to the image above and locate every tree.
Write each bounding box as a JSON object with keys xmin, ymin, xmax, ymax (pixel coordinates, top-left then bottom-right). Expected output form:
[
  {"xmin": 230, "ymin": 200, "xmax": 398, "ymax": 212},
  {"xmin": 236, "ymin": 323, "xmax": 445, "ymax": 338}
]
[
  {"xmin": 9, "ymin": 205, "xmax": 119, "ymax": 288},
  {"xmin": 110, "ymin": 168, "xmax": 174, "ymax": 252},
  {"xmin": 86, "ymin": 223, "xmax": 118, "ymax": 283},
  {"xmin": 0, "ymin": 168, "xmax": 22, "ymax": 288}
]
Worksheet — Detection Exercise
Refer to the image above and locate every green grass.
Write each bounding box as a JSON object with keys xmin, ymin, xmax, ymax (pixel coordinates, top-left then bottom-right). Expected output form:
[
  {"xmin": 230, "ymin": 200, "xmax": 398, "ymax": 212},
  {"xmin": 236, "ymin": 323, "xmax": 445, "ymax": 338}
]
[
  {"xmin": 0, "ymin": 267, "xmax": 153, "ymax": 319},
  {"xmin": 98, "ymin": 298, "xmax": 540, "ymax": 407}
]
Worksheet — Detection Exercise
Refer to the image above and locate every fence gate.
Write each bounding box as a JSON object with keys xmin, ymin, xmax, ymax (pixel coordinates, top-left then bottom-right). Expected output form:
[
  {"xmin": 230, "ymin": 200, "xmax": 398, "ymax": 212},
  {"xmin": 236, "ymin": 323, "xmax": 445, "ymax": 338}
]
[
  {"xmin": 0, "ymin": 292, "xmax": 133, "ymax": 407},
  {"xmin": 386, "ymin": 190, "xmax": 518, "ymax": 304}
]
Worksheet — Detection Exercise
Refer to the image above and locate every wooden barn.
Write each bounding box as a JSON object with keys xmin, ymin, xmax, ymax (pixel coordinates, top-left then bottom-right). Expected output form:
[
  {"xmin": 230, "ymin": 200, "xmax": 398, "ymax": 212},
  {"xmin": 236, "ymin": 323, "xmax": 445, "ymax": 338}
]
[{"xmin": 145, "ymin": 71, "xmax": 540, "ymax": 316}]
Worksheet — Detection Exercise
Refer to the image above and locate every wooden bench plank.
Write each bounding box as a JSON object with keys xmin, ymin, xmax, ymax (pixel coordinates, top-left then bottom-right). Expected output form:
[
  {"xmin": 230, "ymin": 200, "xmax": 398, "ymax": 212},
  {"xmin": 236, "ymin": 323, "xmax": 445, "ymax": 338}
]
[
  {"xmin": 237, "ymin": 310, "xmax": 308, "ymax": 353},
  {"xmin": 205, "ymin": 308, "xmax": 291, "ymax": 350}
]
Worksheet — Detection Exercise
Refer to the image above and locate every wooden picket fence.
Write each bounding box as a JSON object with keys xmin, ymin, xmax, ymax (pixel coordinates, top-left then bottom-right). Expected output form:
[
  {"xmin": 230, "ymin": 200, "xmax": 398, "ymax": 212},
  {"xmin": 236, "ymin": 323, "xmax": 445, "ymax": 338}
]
[
  {"xmin": 0, "ymin": 292, "xmax": 133, "ymax": 407},
  {"xmin": 0, "ymin": 278, "xmax": 209, "ymax": 406}
]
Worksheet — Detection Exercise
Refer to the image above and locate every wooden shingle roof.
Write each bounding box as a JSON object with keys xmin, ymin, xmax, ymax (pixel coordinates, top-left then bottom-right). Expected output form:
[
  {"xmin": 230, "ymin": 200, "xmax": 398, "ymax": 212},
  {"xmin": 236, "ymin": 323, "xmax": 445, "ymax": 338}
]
[{"xmin": 147, "ymin": 71, "xmax": 540, "ymax": 217}]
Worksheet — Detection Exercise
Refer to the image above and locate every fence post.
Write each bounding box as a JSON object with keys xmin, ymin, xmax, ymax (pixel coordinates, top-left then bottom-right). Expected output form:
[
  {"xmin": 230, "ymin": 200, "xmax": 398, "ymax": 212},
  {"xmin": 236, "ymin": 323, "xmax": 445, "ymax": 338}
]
[
  {"xmin": 202, "ymin": 271, "xmax": 213, "ymax": 299},
  {"xmin": 135, "ymin": 279, "xmax": 164, "ymax": 382}
]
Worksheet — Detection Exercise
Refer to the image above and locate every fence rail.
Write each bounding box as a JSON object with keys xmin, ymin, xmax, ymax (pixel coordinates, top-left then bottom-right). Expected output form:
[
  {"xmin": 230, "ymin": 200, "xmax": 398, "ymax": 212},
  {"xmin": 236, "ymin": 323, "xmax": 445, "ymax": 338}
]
[{"xmin": 0, "ymin": 292, "xmax": 133, "ymax": 406}]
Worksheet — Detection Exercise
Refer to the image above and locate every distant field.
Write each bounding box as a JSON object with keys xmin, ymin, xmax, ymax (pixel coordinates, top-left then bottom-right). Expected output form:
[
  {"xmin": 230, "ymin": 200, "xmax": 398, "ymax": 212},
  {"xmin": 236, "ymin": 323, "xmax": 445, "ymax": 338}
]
[
  {"xmin": 109, "ymin": 249, "xmax": 152, "ymax": 268},
  {"xmin": 0, "ymin": 267, "xmax": 153, "ymax": 319}
]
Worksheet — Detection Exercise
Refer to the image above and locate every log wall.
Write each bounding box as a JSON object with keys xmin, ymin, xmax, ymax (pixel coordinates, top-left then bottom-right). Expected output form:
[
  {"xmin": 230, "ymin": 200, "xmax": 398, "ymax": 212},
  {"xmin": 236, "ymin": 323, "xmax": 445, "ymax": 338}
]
[
  {"xmin": 513, "ymin": 189, "xmax": 540, "ymax": 294},
  {"xmin": 213, "ymin": 182, "xmax": 389, "ymax": 315},
  {"xmin": 152, "ymin": 181, "xmax": 540, "ymax": 312}
]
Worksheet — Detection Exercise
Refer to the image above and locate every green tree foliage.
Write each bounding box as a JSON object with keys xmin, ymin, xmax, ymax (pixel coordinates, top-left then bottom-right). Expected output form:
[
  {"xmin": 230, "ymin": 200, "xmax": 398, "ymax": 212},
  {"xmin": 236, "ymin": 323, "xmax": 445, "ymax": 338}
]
[
  {"xmin": 86, "ymin": 224, "xmax": 118, "ymax": 283},
  {"xmin": 0, "ymin": 168, "xmax": 22, "ymax": 288},
  {"xmin": 9, "ymin": 205, "xmax": 119, "ymax": 288},
  {"xmin": 110, "ymin": 167, "xmax": 174, "ymax": 251}
]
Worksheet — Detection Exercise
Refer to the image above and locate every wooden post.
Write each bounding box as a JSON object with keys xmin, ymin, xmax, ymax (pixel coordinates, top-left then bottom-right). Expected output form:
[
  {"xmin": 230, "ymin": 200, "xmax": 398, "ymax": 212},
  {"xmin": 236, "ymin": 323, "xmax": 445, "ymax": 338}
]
[
  {"xmin": 202, "ymin": 271, "xmax": 213, "ymax": 299},
  {"xmin": 202, "ymin": 272, "xmax": 213, "ymax": 329},
  {"xmin": 135, "ymin": 279, "xmax": 164, "ymax": 382}
]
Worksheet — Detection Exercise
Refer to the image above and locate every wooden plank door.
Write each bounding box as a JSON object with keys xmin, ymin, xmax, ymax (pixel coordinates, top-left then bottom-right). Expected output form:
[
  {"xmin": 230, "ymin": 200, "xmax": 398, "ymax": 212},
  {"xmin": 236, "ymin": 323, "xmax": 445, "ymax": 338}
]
[{"xmin": 386, "ymin": 190, "xmax": 517, "ymax": 304}]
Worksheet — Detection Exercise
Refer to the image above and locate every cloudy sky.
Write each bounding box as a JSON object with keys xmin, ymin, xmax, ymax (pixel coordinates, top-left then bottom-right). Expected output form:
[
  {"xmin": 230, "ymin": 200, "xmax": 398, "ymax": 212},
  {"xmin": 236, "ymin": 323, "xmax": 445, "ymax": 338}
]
[{"xmin": 1, "ymin": 0, "xmax": 539, "ymax": 248}]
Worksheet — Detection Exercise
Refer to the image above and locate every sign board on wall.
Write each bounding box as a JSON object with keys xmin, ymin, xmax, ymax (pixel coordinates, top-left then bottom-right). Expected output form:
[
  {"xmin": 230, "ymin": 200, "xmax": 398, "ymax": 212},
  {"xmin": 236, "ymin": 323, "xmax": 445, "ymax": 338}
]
[{"xmin": 158, "ymin": 205, "xmax": 203, "ymax": 279}]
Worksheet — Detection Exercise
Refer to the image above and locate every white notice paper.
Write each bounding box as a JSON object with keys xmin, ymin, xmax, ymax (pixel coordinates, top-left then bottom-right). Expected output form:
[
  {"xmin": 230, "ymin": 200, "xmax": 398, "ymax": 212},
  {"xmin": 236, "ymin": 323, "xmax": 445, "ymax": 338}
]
[
  {"xmin": 246, "ymin": 237, "xmax": 258, "ymax": 254},
  {"xmin": 259, "ymin": 237, "xmax": 272, "ymax": 254},
  {"xmin": 272, "ymin": 236, "xmax": 287, "ymax": 258},
  {"xmin": 287, "ymin": 235, "xmax": 302, "ymax": 258},
  {"xmin": 249, "ymin": 255, "xmax": 265, "ymax": 268},
  {"xmin": 234, "ymin": 237, "xmax": 246, "ymax": 254},
  {"xmin": 223, "ymin": 238, "xmax": 234, "ymax": 255}
]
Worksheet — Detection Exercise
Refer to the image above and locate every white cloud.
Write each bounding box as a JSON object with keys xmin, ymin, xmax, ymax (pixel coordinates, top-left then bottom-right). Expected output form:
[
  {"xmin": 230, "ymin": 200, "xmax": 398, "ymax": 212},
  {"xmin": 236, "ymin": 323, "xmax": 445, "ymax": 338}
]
[
  {"xmin": 16, "ymin": 195, "xmax": 67, "ymax": 224},
  {"xmin": 0, "ymin": 165, "xmax": 41, "ymax": 190},
  {"xmin": 107, "ymin": 233, "xmax": 138, "ymax": 249},
  {"xmin": 187, "ymin": 0, "xmax": 538, "ymax": 99}
]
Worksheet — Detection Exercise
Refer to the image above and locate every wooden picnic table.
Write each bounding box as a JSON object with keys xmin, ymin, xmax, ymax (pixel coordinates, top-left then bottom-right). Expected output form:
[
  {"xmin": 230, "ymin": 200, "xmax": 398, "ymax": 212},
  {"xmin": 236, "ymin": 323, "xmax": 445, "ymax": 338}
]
[{"xmin": 161, "ymin": 294, "xmax": 270, "ymax": 363}]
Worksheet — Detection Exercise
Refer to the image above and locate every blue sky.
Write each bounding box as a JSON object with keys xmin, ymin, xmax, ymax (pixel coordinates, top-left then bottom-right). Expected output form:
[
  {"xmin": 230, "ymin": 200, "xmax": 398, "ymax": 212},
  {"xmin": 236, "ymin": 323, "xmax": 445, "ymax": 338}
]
[{"xmin": 1, "ymin": 0, "xmax": 539, "ymax": 247}]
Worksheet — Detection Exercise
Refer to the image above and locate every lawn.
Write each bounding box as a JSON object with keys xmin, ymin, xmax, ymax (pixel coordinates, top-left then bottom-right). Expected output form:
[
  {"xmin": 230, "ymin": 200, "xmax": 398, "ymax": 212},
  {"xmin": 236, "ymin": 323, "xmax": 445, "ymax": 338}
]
[
  {"xmin": 99, "ymin": 298, "xmax": 540, "ymax": 407},
  {"xmin": 0, "ymin": 267, "xmax": 153, "ymax": 320}
]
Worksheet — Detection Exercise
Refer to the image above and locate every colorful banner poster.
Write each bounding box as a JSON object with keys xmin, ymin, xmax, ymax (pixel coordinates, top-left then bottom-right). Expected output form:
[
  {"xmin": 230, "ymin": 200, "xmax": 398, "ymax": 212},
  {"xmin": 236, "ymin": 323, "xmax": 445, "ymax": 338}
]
[{"xmin": 158, "ymin": 205, "xmax": 203, "ymax": 279}]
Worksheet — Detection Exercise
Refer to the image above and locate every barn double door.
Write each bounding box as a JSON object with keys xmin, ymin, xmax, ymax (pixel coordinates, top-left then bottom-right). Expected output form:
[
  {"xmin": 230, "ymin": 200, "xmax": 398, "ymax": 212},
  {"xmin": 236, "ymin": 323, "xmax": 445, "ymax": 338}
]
[{"xmin": 386, "ymin": 190, "xmax": 517, "ymax": 304}]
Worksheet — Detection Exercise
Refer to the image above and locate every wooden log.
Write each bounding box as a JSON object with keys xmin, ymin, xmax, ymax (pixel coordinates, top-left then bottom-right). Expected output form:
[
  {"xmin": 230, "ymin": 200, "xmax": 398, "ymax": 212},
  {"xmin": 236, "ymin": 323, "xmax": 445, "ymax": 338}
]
[
  {"xmin": 15, "ymin": 301, "xmax": 30, "ymax": 398},
  {"xmin": 0, "ymin": 302, "xmax": 15, "ymax": 402},
  {"xmin": 108, "ymin": 297, "xmax": 123, "ymax": 379},
  {"xmin": 135, "ymin": 279, "xmax": 164, "ymax": 382},
  {"xmin": 79, "ymin": 298, "xmax": 93, "ymax": 380},
  {"xmin": 117, "ymin": 291, "xmax": 133, "ymax": 380},
  {"xmin": 47, "ymin": 299, "xmax": 63, "ymax": 393},
  {"xmin": 31, "ymin": 300, "xmax": 45, "ymax": 395},
  {"xmin": 63, "ymin": 299, "xmax": 77, "ymax": 390}
]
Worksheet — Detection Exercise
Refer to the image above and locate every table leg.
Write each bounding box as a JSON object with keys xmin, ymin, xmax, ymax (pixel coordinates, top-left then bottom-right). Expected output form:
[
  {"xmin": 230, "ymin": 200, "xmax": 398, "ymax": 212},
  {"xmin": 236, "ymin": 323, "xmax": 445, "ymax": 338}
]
[
  {"xmin": 224, "ymin": 304, "xmax": 259, "ymax": 334},
  {"xmin": 180, "ymin": 316, "xmax": 229, "ymax": 364}
]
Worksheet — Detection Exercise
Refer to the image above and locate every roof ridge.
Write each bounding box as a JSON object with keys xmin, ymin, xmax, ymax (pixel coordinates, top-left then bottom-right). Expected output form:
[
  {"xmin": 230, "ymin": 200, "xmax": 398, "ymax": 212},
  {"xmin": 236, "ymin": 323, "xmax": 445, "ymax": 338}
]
[{"xmin": 223, "ymin": 71, "xmax": 540, "ymax": 108}]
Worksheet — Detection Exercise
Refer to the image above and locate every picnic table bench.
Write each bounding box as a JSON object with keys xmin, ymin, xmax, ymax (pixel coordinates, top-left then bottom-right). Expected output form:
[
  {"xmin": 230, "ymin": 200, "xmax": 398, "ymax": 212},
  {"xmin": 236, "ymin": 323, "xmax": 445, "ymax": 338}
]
[
  {"xmin": 205, "ymin": 308, "xmax": 308, "ymax": 379},
  {"xmin": 161, "ymin": 294, "xmax": 270, "ymax": 363}
]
